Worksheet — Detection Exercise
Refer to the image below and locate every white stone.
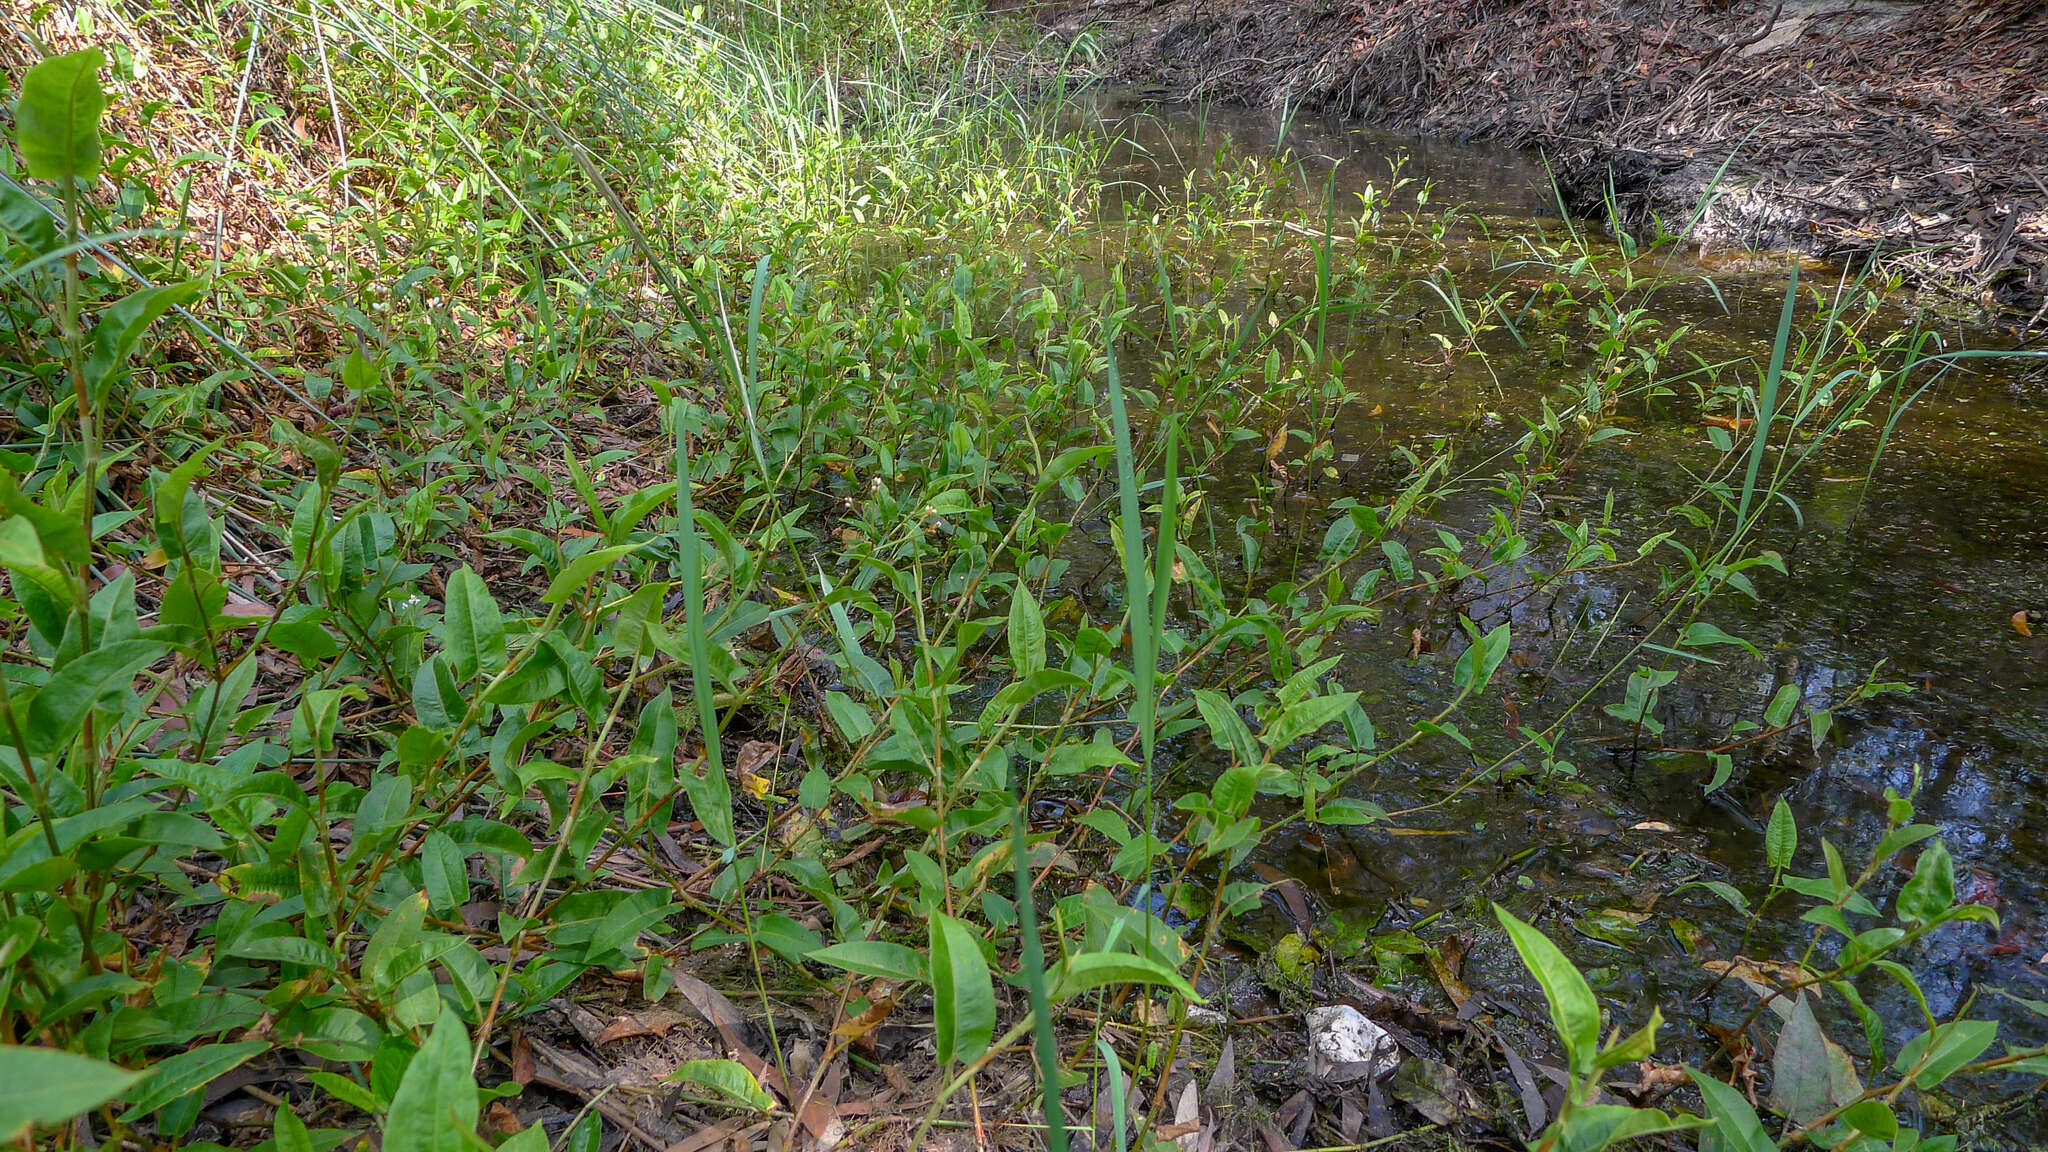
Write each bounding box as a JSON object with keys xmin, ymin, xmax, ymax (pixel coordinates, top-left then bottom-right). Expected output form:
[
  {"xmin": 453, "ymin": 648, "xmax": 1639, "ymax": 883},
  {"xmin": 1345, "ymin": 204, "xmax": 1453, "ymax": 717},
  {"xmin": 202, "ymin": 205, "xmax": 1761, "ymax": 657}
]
[{"xmin": 1306, "ymin": 1005, "xmax": 1399, "ymax": 1082}]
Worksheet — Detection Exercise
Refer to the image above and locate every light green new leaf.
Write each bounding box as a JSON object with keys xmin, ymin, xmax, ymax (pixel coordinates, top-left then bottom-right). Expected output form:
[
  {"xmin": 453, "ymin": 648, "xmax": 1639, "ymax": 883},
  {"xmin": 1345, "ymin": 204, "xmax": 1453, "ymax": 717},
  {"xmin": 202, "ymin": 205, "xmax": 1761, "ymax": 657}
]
[
  {"xmin": 0, "ymin": 1046, "xmax": 143, "ymax": 1142},
  {"xmin": 930, "ymin": 913, "xmax": 995, "ymax": 1067},
  {"xmin": 807, "ymin": 941, "xmax": 928, "ymax": 984},
  {"xmin": 1593, "ymin": 1007, "xmax": 1663, "ymax": 1071},
  {"xmin": 118, "ymin": 1042, "xmax": 268, "ymax": 1121},
  {"xmin": 384, "ymin": 1007, "xmax": 480, "ymax": 1152},
  {"xmin": 16, "ymin": 50, "xmax": 107, "ymax": 183},
  {"xmin": 667, "ymin": 1060, "xmax": 774, "ymax": 1112},
  {"xmin": 1494, "ymin": 905, "xmax": 1600, "ymax": 1076}
]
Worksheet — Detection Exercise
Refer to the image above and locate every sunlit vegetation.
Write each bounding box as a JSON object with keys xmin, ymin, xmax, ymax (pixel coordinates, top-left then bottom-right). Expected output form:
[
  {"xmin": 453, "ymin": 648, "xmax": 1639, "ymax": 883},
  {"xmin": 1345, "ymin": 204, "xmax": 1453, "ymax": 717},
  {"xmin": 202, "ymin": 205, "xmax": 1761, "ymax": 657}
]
[{"xmin": 2, "ymin": 1, "xmax": 2044, "ymax": 1149}]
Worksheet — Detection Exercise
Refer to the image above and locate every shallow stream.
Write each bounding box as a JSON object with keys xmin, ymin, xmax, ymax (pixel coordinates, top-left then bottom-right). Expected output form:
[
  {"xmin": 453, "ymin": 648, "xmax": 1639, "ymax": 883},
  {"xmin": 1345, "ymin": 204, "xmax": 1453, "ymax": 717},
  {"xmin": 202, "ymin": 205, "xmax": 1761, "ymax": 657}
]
[{"xmin": 1078, "ymin": 90, "xmax": 2048, "ymax": 1116}]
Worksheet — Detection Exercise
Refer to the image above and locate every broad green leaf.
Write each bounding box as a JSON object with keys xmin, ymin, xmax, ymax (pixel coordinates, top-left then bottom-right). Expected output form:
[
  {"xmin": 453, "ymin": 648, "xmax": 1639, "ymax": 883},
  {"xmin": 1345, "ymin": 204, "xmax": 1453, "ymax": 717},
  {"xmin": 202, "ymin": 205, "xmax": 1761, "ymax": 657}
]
[
  {"xmin": 1494, "ymin": 905, "xmax": 1600, "ymax": 1075},
  {"xmin": 587, "ymin": 888, "xmax": 680, "ymax": 960},
  {"xmin": 807, "ymin": 941, "xmax": 928, "ymax": 983},
  {"xmin": 385, "ymin": 1009, "xmax": 480, "ymax": 1151},
  {"xmin": 1007, "ymin": 585, "xmax": 1046, "ymax": 676},
  {"xmin": 87, "ymin": 281, "xmax": 205, "ymax": 403},
  {"xmin": 0, "ymin": 1046, "xmax": 144, "ymax": 1141},
  {"xmin": 419, "ymin": 831, "xmax": 470, "ymax": 913},
  {"xmin": 1593, "ymin": 1007, "xmax": 1663, "ymax": 1070},
  {"xmin": 224, "ymin": 935, "xmax": 340, "ymax": 970},
  {"xmin": 930, "ymin": 913, "xmax": 994, "ymax": 1067},
  {"xmin": 543, "ymin": 542, "xmax": 648, "ymax": 604},
  {"xmin": 1896, "ymin": 840, "xmax": 1954, "ymax": 927},
  {"xmin": 25, "ymin": 639, "xmax": 168, "ymax": 755},
  {"xmin": 1209, "ymin": 765, "xmax": 1259, "ymax": 822},
  {"xmin": 1764, "ymin": 683, "xmax": 1801, "ymax": 728},
  {"xmin": 666, "ymin": 1059, "xmax": 774, "ymax": 1112},
  {"xmin": 363, "ymin": 891, "xmax": 429, "ymax": 988},
  {"xmin": 1766, "ymin": 796, "xmax": 1797, "ymax": 870},
  {"xmin": 1051, "ymin": 952, "xmax": 1202, "ymax": 1005},
  {"xmin": 1552, "ymin": 1103, "xmax": 1697, "ymax": 1152},
  {"xmin": 1680, "ymin": 622, "xmax": 1759, "ymax": 657},
  {"xmin": 1893, "ymin": 1019, "xmax": 1998, "ymax": 1089},
  {"xmin": 440, "ymin": 566, "xmax": 505, "ymax": 680},
  {"xmin": 1842, "ymin": 1099, "xmax": 1899, "ymax": 1141},
  {"xmin": 1688, "ymin": 1070, "xmax": 1779, "ymax": 1152},
  {"xmin": 498, "ymin": 1124, "xmax": 551, "ymax": 1152},
  {"xmin": 1044, "ymin": 735, "xmax": 1134, "ymax": 777},
  {"xmin": 1451, "ymin": 623, "xmax": 1510, "ymax": 696},
  {"xmin": 15, "ymin": 50, "xmax": 107, "ymax": 183},
  {"xmin": 1035, "ymin": 444, "xmax": 1112, "ymax": 490},
  {"xmin": 749, "ymin": 912, "xmax": 824, "ymax": 968},
  {"xmin": 1264, "ymin": 691, "xmax": 1359, "ymax": 750},
  {"xmin": 274, "ymin": 1101, "xmax": 317, "ymax": 1152},
  {"xmin": 119, "ymin": 1042, "xmax": 268, "ymax": 1121},
  {"xmin": 1193, "ymin": 690, "xmax": 1260, "ymax": 767}
]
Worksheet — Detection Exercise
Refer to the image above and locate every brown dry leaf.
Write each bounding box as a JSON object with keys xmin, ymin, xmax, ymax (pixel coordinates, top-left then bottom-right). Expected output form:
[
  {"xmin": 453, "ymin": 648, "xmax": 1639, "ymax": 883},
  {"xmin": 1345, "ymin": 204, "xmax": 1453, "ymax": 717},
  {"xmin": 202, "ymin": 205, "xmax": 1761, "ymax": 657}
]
[
  {"xmin": 595, "ymin": 1007, "xmax": 691, "ymax": 1046},
  {"xmin": 736, "ymin": 740, "xmax": 779, "ymax": 800},
  {"xmin": 1631, "ymin": 820, "xmax": 1678, "ymax": 832},
  {"xmin": 1257, "ymin": 1119, "xmax": 1296, "ymax": 1151},
  {"xmin": 1410, "ymin": 627, "xmax": 1425, "ymax": 659},
  {"xmin": 1703, "ymin": 956, "xmax": 1811, "ymax": 1021},
  {"xmin": 1249, "ymin": 863, "xmax": 1313, "ymax": 928},
  {"xmin": 482, "ymin": 1101, "xmax": 523, "ymax": 1137},
  {"xmin": 1425, "ymin": 933, "xmax": 1472, "ymax": 1010},
  {"xmin": 510, "ymin": 1032, "xmax": 536, "ymax": 1085},
  {"xmin": 833, "ymin": 990, "xmax": 901, "ymax": 1048},
  {"xmin": 2015, "ymin": 609, "xmax": 2034, "ymax": 637}
]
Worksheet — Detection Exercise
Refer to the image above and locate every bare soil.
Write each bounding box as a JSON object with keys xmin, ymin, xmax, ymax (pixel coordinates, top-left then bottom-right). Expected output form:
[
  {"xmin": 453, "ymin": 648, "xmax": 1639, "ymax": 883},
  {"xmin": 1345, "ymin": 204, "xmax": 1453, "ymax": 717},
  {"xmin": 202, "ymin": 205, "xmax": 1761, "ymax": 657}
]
[{"xmin": 1010, "ymin": 0, "xmax": 2048, "ymax": 328}]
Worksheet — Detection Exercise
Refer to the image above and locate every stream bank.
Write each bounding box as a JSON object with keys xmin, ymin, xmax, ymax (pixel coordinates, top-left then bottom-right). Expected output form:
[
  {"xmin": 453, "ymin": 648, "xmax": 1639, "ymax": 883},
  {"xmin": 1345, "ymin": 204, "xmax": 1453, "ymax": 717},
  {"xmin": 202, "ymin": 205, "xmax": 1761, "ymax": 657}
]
[{"xmin": 1010, "ymin": 0, "xmax": 2048, "ymax": 329}]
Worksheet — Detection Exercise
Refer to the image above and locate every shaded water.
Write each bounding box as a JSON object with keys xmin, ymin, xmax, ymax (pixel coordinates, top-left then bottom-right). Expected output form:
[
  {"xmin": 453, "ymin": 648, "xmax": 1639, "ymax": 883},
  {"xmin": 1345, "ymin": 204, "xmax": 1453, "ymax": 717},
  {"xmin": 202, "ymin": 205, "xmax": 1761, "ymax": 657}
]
[{"xmin": 1082, "ymin": 91, "xmax": 2048, "ymax": 1108}]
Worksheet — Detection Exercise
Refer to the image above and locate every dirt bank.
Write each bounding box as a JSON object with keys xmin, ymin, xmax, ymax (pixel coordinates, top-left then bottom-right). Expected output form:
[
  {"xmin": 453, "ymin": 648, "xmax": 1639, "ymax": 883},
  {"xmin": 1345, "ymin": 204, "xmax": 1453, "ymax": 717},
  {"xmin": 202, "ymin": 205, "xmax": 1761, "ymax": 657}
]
[{"xmin": 1013, "ymin": 0, "xmax": 2048, "ymax": 328}]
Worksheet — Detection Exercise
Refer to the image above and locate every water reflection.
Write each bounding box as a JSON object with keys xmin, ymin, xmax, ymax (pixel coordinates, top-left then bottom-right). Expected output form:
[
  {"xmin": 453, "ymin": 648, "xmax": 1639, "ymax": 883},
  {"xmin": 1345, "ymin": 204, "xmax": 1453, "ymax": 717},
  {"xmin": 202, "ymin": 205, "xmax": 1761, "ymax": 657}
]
[{"xmin": 1081, "ymin": 86, "xmax": 2048, "ymax": 1074}]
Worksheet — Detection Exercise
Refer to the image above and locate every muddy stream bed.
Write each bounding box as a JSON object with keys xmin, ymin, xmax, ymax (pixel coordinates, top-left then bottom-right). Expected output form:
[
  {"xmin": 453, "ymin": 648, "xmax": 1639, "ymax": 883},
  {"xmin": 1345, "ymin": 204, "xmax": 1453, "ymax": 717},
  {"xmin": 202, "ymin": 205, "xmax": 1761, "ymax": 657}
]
[{"xmin": 1052, "ymin": 90, "xmax": 2048, "ymax": 1133}]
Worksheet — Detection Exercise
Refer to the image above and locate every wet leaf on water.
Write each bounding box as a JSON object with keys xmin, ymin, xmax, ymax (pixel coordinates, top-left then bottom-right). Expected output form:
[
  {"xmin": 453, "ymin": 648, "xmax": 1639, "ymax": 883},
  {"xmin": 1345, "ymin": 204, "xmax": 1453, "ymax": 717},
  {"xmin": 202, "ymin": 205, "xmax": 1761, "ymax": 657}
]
[
  {"xmin": 1769, "ymin": 997, "xmax": 1861, "ymax": 1124},
  {"xmin": 1574, "ymin": 908, "xmax": 1650, "ymax": 948},
  {"xmin": 1386, "ymin": 1058, "xmax": 1486, "ymax": 1127}
]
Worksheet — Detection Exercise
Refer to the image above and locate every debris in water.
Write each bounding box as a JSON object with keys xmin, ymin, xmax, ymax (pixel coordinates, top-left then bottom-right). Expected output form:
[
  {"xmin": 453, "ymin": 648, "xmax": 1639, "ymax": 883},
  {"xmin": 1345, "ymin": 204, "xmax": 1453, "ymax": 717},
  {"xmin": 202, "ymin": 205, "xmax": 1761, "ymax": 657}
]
[{"xmin": 1306, "ymin": 1005, "xmax": 1399, "ymax": 1083}]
